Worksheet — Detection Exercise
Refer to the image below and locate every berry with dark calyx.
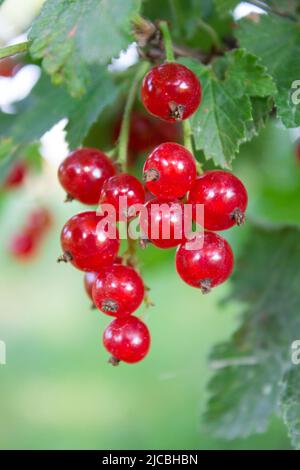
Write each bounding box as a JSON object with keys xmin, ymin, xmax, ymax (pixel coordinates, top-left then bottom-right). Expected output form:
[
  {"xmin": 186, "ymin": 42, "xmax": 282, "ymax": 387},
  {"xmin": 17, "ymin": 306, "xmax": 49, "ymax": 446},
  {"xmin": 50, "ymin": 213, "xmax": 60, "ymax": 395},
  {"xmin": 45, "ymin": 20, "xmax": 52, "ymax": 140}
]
[
  {"xmin": 141, "ymin": 62, "xmax": 201, "ymax": 122},
  {"xmin": 175, "ymin": 231, "xmax": 234, "ymax": 293},
  {"xmin": 58, "ymin": 148, "xmax": 116, "ymax": 205},
  {"xmin": 139, "ymin": 198, "xmax": 190, "ymax": 249},
  {"xmin": 143, "ymin": 142, "xmax": 196, "ymax": 199},
  {"xmin": 9, "ymin": 232, "xmax": 36, "ymax": 259},
  {"xmin": 59, "ymin": 211, "xmax": 120, "ymax": 272},
  {"xmin": 188, "ymin": 171, "xmax": 248, "ymax": 231},
  {"xmin": 4, "ymin": 161, "xmax": 27, "ymax": 189},
  {"xmin": 100, "ymin": 173, "xmax": 145, "ymax": 221},
  {"xmin": 93, "ymin": 265, "xmax": 145, "ymax": 317},
  {"xmin": 103, "ymin": 315, "xmax": 150, "ymax": 364}
]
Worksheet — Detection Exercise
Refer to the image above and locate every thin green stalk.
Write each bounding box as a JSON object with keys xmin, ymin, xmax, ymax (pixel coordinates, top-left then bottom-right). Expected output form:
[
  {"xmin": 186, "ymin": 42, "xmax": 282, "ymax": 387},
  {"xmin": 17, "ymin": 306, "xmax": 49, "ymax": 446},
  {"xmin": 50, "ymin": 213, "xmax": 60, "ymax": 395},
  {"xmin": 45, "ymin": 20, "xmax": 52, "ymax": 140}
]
[
  {"xmin": 0, "ymin": 41, "xmax": 29, "ymax": 59},
  {"xmin": 159, "ymin": 21, "xmax": 175, "ymax": 62},
  {"xmin": 183, "ymin": 120, "xmax": 202, "ymax": 174},
  {"xmin": 118, "ymin": 61, "xmax": 149, "ymax": 171}
]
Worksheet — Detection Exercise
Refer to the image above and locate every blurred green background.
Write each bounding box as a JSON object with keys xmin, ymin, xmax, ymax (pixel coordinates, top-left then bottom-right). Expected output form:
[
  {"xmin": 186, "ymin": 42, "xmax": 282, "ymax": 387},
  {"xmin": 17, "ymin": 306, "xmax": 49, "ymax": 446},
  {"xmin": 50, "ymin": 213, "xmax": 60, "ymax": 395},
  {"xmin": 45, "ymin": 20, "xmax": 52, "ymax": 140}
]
[{"xmin": 0, "ymin": 119, "xmax": 298, "ymax": 450}]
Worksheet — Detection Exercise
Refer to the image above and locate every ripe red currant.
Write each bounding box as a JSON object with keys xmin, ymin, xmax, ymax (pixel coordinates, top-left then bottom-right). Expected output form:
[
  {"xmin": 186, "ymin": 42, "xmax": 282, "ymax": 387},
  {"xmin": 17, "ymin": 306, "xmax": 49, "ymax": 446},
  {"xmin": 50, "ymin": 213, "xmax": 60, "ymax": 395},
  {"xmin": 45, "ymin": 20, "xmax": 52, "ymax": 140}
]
[
  {"xmin": 103, "ymin": 315, "xmax": 151, "ymax": 364},
  {"xmin": 139, "ymin": 198, "xmax": 190, "ymax": 249},
  {"xmin": 58, "ymin": 148, "xmax": 116, "ymax": 205},
  {"xmin": 26, "ymin": 207, "xmax": 52, "ymax": 237},
  {"xmin": 296, "ymin": 140, "xmax": 300, "ymax": 164},
  {"xmin": 59, "ymin": 211, "xmax": 120, "ymax": 272},
  {"xmin": 9, "ymin": 232, "xmax": 36, "ymax": 259},
  {"xmin": 4, "ymin": 161, "xmax": 27, "ymax": 189},
  {"xmin": 113, "ymin": 110, "xmax": 182, "ymax": 158},
  {"xmin": 175, "ymin": 231, "xmax": 234, "ymax": 293},
  {"xmin": 0, "ymin": 57, "xmax": 21, "ymax": 77},
  {"xmin": 100, "ymin": 173, "xmax": 145, "ymax": 221},
  {"xmin": 143, "ymin": 143, "xmax": 196, "ymax": 199},
  {"xmin": 188, "ymin": 171, "xmax": 248, "ymax": 231},
  {"xmin": 93, "ymin": 265, "xmax": 144, "ymax": 317},
  {"xmin": 141, "ymin": 62, "xmax": 202, "ymax": 122}
]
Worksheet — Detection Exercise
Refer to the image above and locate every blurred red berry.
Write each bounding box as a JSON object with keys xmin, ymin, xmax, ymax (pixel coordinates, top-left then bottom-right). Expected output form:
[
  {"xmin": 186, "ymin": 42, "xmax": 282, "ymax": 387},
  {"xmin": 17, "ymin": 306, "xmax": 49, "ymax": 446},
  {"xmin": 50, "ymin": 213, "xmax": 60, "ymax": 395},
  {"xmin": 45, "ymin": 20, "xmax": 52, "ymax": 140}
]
[{"xmin": 4, "ymin": 161, "xmax": 27, "ymax": 189}]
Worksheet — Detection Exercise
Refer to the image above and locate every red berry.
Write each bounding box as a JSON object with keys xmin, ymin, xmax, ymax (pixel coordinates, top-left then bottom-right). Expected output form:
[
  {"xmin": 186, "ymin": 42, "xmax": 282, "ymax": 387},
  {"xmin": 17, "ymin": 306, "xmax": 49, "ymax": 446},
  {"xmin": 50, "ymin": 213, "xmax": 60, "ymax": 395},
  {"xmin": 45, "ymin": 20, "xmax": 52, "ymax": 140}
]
[
  {"xmin": 58, "ymin": 148, "xmax": 116, "ymax": 205},
  {"xmin": 100, "ymin": 173, "xmax": 145, "ymax": 221},
  {"xmin": 26, "ymin": 207, "xmax": 52, "ymax": 237},
  {"xmin": 4, "ymin": 161, "xmax": 27, "ymax": 189},
  {"xmin": 9, "ymin": 232, "xmax": 36, "ymax": 259},
  {"xmin": 84, "ymin": 271, "xmax": 98, "ymax": 301},
  {"xmin": 175, "ymin": 231, "xmax": 234, "ymax": 293},
  {"xmin": 0, "ymin": 57, "xmax": 21, "ymax": 77},
  {"xmin": 141, "ymin": 62, "xmax": 201, "ymax": 122},
  {"xmin": 188, "ymin": 171, "xmax": 248, "ymax": 231},
  {"xmin": 139, "ymin": 198, "xmax": 190, "ymax": 249},
  {"xmin": 296, "ymin": 141, "xmax": 300, "ymax": 164},
  {"xmin": 103, "ymin": 316, "xmax": 150, "ymax": 364},
  {"xmin": 113, "ymin": 110, "xmax": 182, "ymax": 158},
  {"xmin": 143, "ymin": 142, "xmax": 196, "ymax": 199},
  {"xmin": 59, "ymin": 211, "xmax": 120, "ymax": 272},
  {"xmin": 93, "ymin": 265, "xmax": 145, "ymax": 317}
]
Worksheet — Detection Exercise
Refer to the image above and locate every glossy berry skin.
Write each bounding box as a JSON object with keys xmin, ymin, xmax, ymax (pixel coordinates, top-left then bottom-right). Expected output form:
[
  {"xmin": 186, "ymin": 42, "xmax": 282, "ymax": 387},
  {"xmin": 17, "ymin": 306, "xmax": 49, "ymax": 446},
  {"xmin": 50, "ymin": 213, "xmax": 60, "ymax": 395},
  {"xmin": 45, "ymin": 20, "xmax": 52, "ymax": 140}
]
[
  {"xmin": 103, "ymin": 315, "xmax": 150, "ymax": 364},
  {"xmin": 100, "ymin": 173, "xmax": 145, "ymax": 221},
  {"xmin": 175, "ymin": 231, "xmax": 234, "ymax": 293},
  {"xmin": 141, "ymin": 62, "xmax": 201, "ymax": 122},
  {"xmin": 140, "ymin": 198, "xmax": 190, "ymax": 249},
  {"xmin": 188, "ymin": 171, "xmax": 248, "ymax": 231},
  {"xmin": 4, "ymin": 161, "xmax": 27, "ymax": 189},
  {"xmin": 93, "ymin": 265, "xmax": 144, "ymax": 317},
  {"xmin": 58, "ymin": 148, "xmax": 116, "ymax": 205},
  {"xmin": 60, "ymin": 211, "xmax": 120, "ymax": 272},
  {"xmin": 143, "ymin": 142, "xmax": 196, "ymax": 199},
  {"xmin": 9, "ymin": 232, "xmax": 35, "ymax": 259}
]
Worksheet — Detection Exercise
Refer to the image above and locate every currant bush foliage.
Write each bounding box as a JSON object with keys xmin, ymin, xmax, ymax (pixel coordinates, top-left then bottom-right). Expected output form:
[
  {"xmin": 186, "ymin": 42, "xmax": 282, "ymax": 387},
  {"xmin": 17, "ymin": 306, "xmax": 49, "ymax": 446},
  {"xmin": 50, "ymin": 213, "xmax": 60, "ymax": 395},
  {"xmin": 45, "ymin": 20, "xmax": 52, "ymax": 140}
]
[
  {"xmin": 205, "ymin": 224, "xmax": 300, "ymax": 443},
  {"xmin": 29, "ymin": 0, "xmax": 142, "ymax": 96}
]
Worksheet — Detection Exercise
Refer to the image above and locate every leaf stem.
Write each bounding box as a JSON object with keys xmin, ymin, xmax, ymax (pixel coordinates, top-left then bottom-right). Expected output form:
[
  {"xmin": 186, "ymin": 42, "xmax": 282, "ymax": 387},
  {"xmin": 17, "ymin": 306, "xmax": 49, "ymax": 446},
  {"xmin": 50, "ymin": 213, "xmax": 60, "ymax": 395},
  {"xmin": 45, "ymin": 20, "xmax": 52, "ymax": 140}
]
[
  {"xmin": 0, "ymin": 41, "xmax": 29, "ymax": 59},
  {"xmin": 183, "ymin": 120, "xmax": 202, "ymax": 174},
  {"xmin": 159, "ymin": 21, "xmax": 175, "ymax": 62},
  {"xmin": 117, "ymin": 61, "xmax": 149, "ymax": 171}
]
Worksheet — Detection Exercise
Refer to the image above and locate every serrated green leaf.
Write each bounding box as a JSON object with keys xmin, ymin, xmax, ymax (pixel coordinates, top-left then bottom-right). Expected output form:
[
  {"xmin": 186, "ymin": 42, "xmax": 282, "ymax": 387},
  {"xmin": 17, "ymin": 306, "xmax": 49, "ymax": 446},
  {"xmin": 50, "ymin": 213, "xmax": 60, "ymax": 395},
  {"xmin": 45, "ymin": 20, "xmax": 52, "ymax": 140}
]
[
  {"xmin": 226, "ymin": 49, "xmax": 277, "ymax": 98},
  {"xmin": 0, "ymin": 67, "xmax": 121, "ymax": 152},
  {"xmin": 245, "ymin": 96, "xmax": 273, "ymax": 140},
  {"xmin": 280, "ymin": 368, "xmax": 300, "ymax": 450},
  {"xmin": 180, "ymin": 57, "xmax": 251, "ymax": 168},
  {"xmin": 29, "ymin": 0, "xmax": 141, "ymax": 96},
  {"xmin": 205, "ymin": 224, "xmax": 300, "ymax": 444},
  {"xmin": 180, "ymin": 51, "xmax": 276, "ymax": 167},
  {"xmin": 237, "ymin": 15, "xmax": 300, "ymax": 127}
]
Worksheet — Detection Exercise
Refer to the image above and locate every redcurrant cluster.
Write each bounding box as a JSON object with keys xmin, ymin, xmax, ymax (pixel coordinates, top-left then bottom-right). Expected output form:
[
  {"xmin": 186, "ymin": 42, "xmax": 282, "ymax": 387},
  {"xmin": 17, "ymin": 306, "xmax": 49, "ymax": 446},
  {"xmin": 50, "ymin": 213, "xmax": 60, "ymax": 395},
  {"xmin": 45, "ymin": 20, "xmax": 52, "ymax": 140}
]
[
  {"xmin": 57, "ymin": 61, "xmax": 248, "ymax": 365},
  {"xmin": 9, "ymin": 207, "xmax": 52, "ymax": 259}
]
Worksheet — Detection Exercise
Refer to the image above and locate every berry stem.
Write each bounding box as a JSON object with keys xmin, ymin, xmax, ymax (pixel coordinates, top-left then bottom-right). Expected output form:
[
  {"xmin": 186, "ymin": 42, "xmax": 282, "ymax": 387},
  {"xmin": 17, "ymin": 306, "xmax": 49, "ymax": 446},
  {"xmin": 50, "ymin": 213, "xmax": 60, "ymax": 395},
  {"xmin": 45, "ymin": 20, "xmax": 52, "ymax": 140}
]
[
  {"xmin": 183, "ymin": 120, "xmax": 203, "ymax": 174},
  {"xmin": 159, "ymin": 21, "xmax": 175, "ymax": 62},
  {"xmin": 0, "ymin": 41, "xmax": 29, "ymax": 59},
  {"xmin": 117, "ymin": 61, "xmax": 150, "ymax": 171}
]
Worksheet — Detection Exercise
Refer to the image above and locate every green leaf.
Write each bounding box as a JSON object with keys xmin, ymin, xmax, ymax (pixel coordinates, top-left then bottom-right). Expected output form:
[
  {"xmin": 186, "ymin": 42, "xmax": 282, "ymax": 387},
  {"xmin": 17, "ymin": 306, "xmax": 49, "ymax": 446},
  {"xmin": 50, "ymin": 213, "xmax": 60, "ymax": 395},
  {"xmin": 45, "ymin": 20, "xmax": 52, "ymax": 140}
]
[
  {"xmin": 237, "ymin": 15, "xmax": 300, "ymax": 127},
  {"xmin": 214, "ymin": 0, "xmax": 239, "ymax": 16},
  {"xmin": 280, "ymin": 368, "xmax": 300, "ymax": 450},
  {"xmin": 205, "ymin": 224, "xmax": 300, "ymax": 445},
  {"xmin": 0, "ymin": 67, "xmax": 122, "ymax": 151},
  {"xmin": 245, "ymin": 97, "xmax": 273, "ymax": 140},
  {"xmin": 180, "ymin": 51, "xmax": 275, "ymax": 167},
  {"xmin": 225, "ymin": 49, "xmax": 277, "ymax": 98},
  {"xmin": 29, "ymin": 0, "xmax": 141, "ymax": 96}
]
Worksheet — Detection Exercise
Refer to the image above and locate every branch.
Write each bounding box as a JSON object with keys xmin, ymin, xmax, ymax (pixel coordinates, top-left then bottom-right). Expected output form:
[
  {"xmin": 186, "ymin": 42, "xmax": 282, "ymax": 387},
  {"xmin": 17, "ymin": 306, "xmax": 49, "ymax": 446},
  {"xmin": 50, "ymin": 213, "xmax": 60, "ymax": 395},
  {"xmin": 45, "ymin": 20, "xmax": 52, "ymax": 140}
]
[{"xmin": 0, "ymin": 41, "xmax": 29, "ymax": 59}]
